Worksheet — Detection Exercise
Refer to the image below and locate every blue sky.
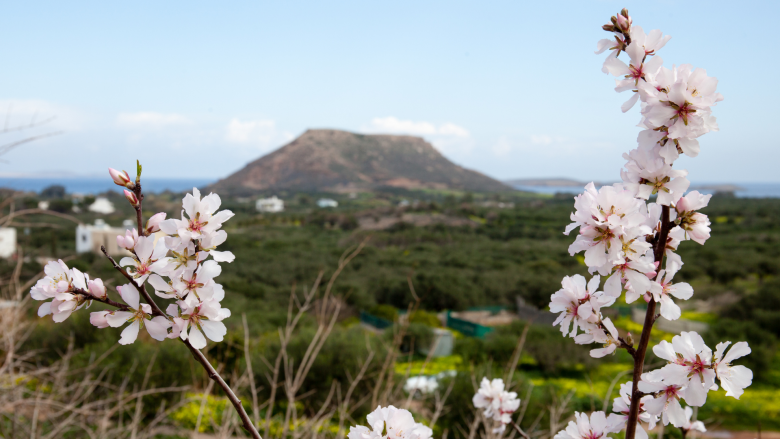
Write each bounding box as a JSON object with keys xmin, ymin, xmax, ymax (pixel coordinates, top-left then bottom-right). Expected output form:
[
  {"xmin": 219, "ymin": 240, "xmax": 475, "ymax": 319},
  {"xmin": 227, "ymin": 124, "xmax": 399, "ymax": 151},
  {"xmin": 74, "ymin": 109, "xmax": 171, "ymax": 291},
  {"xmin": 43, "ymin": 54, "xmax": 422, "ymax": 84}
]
[{"xmin": 0, "ymin": 0, "xmax": 776, "ymax": 182}]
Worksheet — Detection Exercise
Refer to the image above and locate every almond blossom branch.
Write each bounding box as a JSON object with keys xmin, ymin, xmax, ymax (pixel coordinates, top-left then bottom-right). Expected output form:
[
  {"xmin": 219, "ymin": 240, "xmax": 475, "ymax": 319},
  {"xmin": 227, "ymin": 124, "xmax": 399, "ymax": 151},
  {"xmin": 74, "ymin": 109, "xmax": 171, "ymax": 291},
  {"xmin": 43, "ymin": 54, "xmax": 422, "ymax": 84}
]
[
  {"xmin": 549, "ymin": 9, "xmax": 751, "ymax": 439},
  {"xmin": 625, "ymin": 204, "xmax": 670, "ymax": 439},
  {"xmin": 72, "ymin": 287, "xmax": 131, "ymax": 312},
  {"xmin": 100, "ymin": 245, "xmax": 165, "ymax": 317},
  {"xmin": 184, "ymin": 343, "xmax": 261, "ymax": 439}
]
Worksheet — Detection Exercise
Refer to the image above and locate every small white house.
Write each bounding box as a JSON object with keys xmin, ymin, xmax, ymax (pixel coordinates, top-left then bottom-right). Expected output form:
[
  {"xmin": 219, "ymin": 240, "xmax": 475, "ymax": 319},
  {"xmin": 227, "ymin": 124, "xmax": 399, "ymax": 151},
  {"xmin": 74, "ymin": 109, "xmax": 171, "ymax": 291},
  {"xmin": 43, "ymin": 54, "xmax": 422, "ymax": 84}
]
[
  {"xmin": 317, "ymin": 198, "xmax": 338, "ymax": 208},
  {"xmin": 76, "ymin": 219, "xmax": 133, "ymax": 256},
  {"xmin": 0, "ymin": 227, "xmax": 17, "ymax": 258},
  {"xmin": 89, "ymin": 197, "xmax": 116, "ymax": 215},
  {"xmin": 256, "ymin": 196, "xmax": 284, "ymax": 213}
]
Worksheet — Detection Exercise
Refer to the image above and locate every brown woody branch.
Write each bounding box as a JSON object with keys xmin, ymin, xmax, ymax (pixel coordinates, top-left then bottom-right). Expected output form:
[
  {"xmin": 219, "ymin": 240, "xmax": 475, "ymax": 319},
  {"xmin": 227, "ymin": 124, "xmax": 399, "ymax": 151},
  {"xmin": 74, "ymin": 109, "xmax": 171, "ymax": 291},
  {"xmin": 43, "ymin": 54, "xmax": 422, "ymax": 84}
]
[
  {"xmin": 132, "ymin": 181, "xmax": 147, "ymax": 237},
  {"xmin": 72, "ymin": 287, "xmax": 130, "ymax": 311}
]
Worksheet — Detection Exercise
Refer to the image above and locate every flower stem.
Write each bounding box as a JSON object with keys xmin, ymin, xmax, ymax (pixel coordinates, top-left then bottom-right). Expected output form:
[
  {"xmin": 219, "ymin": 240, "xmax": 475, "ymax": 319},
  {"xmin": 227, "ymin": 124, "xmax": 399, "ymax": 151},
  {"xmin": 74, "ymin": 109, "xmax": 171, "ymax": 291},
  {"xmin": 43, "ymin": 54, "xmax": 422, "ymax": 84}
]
[{"xmin": 625, "ymin": 204, "xmax": 670, "ymax": 439}]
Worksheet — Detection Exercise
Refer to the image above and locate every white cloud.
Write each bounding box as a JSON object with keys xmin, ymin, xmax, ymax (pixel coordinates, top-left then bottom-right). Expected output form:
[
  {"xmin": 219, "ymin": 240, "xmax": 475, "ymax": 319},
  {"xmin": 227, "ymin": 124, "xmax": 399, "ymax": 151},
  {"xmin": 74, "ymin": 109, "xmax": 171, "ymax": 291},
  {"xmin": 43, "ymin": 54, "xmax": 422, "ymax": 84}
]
[
  {"xmin": 530, "ymin": 135, "xmax": 553, "ymax": 145},
  {"xmin": 116, "ymin": 112, "xmax": 192, "ymax": 128},
  {"xmin": 225, "ymin": 119, "xmax": 277, "ymax": 143},
  {"xmin": 439, "ymin": 122, "xmax": 470, "ymax": 138},
  {"xmin": 224, "ymin": 118, "xmax": 294, "ymax": 156},
  {"xmin": 360, "ymin": 116, "xmax": 474, "ymax": 157},
  {"xmin": 363, "ymin": 116, "xmax": 469, "ymax": 138}
]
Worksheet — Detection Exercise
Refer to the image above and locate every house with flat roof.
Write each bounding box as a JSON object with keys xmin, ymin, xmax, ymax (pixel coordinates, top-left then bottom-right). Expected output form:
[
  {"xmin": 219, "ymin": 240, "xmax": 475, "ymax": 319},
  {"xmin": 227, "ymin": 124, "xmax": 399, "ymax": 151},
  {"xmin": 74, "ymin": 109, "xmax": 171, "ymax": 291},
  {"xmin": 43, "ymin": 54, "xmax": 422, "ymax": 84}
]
[{"xmin": 256, "ymin": 196, "xmax": 284, "ymax": 213}]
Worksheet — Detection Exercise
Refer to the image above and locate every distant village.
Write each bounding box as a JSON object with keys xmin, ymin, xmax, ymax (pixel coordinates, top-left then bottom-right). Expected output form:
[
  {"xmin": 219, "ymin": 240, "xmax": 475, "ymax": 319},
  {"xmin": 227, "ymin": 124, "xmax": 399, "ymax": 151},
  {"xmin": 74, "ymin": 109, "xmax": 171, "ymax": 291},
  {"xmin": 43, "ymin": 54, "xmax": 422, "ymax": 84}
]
[{"xmin": 0, "ymin": 188, "xmax": 344, "ymax": 260}]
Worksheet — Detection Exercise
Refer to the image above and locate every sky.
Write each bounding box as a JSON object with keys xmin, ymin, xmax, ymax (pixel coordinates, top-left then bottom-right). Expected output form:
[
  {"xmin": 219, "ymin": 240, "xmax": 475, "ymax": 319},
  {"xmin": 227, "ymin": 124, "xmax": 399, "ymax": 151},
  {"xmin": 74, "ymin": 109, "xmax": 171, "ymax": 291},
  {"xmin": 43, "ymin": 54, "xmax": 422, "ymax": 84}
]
[{"xmin": 0, "ymin": 0, "xmax": 777, "ymax": 183}]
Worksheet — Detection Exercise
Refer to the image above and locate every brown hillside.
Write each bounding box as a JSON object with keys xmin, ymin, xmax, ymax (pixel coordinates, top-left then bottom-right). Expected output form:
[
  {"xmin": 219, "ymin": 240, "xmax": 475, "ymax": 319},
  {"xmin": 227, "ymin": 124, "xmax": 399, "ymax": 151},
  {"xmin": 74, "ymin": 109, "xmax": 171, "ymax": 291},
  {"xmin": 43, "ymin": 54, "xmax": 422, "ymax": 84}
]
[{"xmin": 210, "ymin": 129, "xmax": 511, "ymax": 194}]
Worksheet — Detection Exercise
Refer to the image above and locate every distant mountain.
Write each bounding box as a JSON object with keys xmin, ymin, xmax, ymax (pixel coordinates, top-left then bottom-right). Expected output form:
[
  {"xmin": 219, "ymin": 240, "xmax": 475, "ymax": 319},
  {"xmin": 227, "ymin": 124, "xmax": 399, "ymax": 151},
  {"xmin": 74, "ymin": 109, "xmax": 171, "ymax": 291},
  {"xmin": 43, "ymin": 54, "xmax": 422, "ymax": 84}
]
[{"xmin": 210, "ymin": 129, "xmax": 512, "ymax": 194}]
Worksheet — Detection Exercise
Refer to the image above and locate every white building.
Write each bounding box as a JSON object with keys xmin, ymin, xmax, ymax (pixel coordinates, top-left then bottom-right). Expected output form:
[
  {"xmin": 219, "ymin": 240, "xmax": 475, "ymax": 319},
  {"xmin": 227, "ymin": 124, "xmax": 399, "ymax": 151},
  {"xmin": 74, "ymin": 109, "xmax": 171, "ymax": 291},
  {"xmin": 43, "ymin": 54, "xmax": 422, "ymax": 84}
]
[
  {"xmin": 89, "ymin": 197, "xmax": 116, "ymax": 215},
  {"xmin": 0, "ymin": 228, "xmax": 17, "ymax": 258},
  {"xmin": 76, "ymin": 219, "xmax": 133, "ymax": 256},
  {"xmin": 256, "ymin": 196, "xmax": 284, "ymax": 213},
  {"xmin": 317, "ymin": 198, "xmax": 338, "ymax": 208}
]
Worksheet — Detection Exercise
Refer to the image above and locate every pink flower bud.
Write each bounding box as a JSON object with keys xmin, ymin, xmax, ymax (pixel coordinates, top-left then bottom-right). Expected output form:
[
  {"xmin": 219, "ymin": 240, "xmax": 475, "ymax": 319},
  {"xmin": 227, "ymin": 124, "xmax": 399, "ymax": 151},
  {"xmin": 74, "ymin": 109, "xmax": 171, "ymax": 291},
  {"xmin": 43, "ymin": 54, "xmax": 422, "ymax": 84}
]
[
  {"xmin": 124, "ymin": 189, "xmax": 140, "ymax": 208},
  {"xmin": 88, "ymin": 278, "xmax": 107, "ymax": 299},
  {"xmin": 109, "ymin": 168, "xmax": 135, "ymax": 189},
  {"xmin": 676, "ymin": 197, "xmax": 691, "ymax": 213},
  {"xmin": 145, "ymin": 212, "xmax": 167, "ymax": 234},
  {"xmin": 90, "ymin": 310, "xmax": 111, "ymax": 328},
  {"xmin": 616, "ymin": 14, "xmax": 630, "ymax": 32},
  {"xmin": 117, "ymin": 230, "xmax": 136, "ymax": 250}
]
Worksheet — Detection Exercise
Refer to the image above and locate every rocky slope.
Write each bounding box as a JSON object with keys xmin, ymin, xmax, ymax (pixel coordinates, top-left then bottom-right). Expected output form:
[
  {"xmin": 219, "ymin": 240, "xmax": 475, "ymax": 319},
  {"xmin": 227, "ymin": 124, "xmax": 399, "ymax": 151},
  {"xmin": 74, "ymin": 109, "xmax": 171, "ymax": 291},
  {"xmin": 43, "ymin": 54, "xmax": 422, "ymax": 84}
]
[{"xmin": 210, "ymin": 129, "xmax": 511, "ymax": 194}]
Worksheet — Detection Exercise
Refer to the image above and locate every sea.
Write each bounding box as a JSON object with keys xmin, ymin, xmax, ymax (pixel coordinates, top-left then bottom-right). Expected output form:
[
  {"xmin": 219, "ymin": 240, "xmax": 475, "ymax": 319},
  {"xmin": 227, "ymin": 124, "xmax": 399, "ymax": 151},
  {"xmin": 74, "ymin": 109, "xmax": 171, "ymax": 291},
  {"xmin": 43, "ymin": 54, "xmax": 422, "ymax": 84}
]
[
  {"xmin": 511, "ymin": 182, "xmax": 780, "ymax": 198},
  {"xmin": 0, "ymin": 177, "xmax": 214, "ymax": 195}
]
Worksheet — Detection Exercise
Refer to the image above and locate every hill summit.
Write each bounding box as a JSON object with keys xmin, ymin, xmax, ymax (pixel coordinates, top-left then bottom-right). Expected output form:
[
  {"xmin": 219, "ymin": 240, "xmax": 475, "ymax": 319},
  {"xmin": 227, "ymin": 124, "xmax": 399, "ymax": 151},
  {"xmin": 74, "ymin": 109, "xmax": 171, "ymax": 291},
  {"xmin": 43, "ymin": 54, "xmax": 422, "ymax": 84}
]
[{"xmin": 210, "ymin": 129, "xmax": 511, "ymax": 194}]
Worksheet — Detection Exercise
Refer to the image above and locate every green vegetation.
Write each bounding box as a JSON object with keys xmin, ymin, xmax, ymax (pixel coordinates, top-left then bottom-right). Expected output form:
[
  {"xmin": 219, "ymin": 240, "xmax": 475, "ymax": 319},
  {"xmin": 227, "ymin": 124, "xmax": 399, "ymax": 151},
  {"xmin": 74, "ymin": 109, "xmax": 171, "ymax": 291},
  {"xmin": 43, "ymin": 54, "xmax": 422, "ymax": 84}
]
[{"xmin": 6, "ymin": 189, "xmax": 780, "ymax": 434}]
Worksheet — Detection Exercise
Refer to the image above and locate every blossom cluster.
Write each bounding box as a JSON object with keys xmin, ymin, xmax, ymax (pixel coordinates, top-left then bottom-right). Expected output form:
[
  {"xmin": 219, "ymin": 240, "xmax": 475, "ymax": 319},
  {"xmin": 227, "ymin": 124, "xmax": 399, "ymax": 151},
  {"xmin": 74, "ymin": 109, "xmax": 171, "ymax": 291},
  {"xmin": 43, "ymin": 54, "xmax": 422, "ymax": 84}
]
[
  {"xmin": 549, "ymin": 9, "xmax": 752, "ymax": 438},
  {"xmin": 608, "ymin": 338, "xmax": 733, "ymax": 439},
  {"xmin": 348, "ymin": 406, "xmax": 432, "ymax": 439},
  {"xmin": 553, "ymin": 405, "xmax": 703, "ymax": 439},
  {"xmin": 31, "ymin": 169, "xmax": 235, "ymax": 349},
  {"xmin": 472, "ymin": 378, "xmax": 521, "ymax": 433}
]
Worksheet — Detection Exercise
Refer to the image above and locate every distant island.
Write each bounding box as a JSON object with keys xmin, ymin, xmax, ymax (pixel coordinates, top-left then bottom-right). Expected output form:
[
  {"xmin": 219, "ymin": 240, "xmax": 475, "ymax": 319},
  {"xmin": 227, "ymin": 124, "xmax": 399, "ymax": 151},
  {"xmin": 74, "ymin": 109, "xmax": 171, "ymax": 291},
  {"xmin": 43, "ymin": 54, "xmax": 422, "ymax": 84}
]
[
  {"xmin": 209, "ymin": 129, "xmax": 512, "ymax": 195},
  {"xmin": 505, "ymin": 178, "xmax": 746, "ymax": 193}
]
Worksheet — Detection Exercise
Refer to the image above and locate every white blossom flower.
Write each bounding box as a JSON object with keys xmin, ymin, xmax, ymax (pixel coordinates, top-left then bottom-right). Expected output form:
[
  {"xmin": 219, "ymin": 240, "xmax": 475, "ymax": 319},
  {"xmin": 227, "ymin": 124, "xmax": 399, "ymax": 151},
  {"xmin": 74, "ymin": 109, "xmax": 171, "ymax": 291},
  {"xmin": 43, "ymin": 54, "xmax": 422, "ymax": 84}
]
[
  {"xmin": 199, "ymin": 230, "xmax": 235, "ymax": 263},
  {"xmin": 160, "ymin": 188, "xmax": 234, "ymax": 244},
  {"xmin": 596, "ymin": 34, "xmax": 627, "ymax": 73},
  {"xmin": 144, "ymin": 212, "xmax": 166, "ymax": 235},
  {"xmin": 621, "ymin": 147, "xmax": 690, "ymax": 205},
  {"xmin": 550, "ymin": 275, "xmax": 614, "ymax": 337},
  {"xmin": 148, "ymin": 274, "xmax": 183, "ymax": 300},
  {"xmin": 159, "ymin": 240, "xmax": 205, "ymax": 275},
  {"xmin": 90, "ymin": 310, "xmax": 111, "ymax": 328},
  {"xmin": 565, "ymin": 183, "xmax": 648, "ymax": 270},
  {"xmin": 610, "ymin": 381, "xmax": 658, "ymax": 439},
  {"xmin": 348, "ymin": 406, "xmax": 432, "ymax": 439},
  {"xmin": 638, "ymin": 376, "xmax": 687, "ymax": 427},
  {"xmin": 48, "ymin": 268, "xmax": 90, "ymax": 322},
  {"xmin": 172, "ymin": 260, "xmax": 222, "ymax": 307},
  {"xmin": 554, "ymin": 411, "xmax": 621, "ymax": 439},
  {"xmin": 713, "ymin": 341, "xmax": 753, "ymax": 399},
  {"xmin": 679, "ymin": 407, "xmax": 706, "ymax": 434},
  {"xmin": 630, "ymin": 26, "xmax": 671, "ymax": 57},
  {"xmin": 603, "ymin": 251, "xmax": 655, "ymax": 299},
  {"xmin": 31, "ymin": 261, "xmax": 96, "ymax": 322},
  {"xmin": 94, "ymin": 284, "xmax": 171, "ymax": 345},
  {"xmin": 169, "ymin": 298, "xmax": 229, "ymax": 349},
  {"xmin": 120, "ymin": 236, "xmax": 169, "ymax": 285},
  {"xmin": 651, "ymin": 332, "xmax": 716, "ymax": 406},
  {"xmin": 649, "ymin": 268, "xmax": 693, "ymax": 321},
  {"xmin": 641, "ymin": 65, "xmax": 722, "ymax": 142},
  {"xmin": 671, "ymin": 191, "xmax": 712, "ymax": 245},
  {"xmin": 472, "ymin": 377, "xmax": 520, "ymax": 432},
  {"xmin": 575, "ymin": 317, "xmax": 621, "ymax": 358}
]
